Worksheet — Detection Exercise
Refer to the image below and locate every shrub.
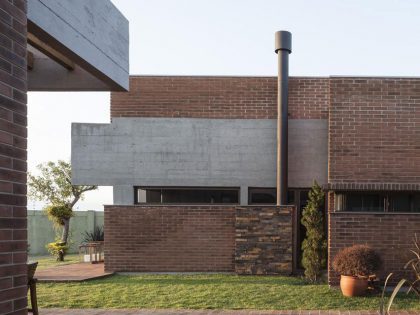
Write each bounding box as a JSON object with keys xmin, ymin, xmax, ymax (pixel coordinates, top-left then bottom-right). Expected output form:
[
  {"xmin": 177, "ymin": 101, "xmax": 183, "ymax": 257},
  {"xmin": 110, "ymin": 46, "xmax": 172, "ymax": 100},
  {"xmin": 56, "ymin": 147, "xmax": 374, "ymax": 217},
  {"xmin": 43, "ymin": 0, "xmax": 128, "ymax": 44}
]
[
  {"xmin": 301, "ymin": 181, "xmax": 327, "ymax": 283},
  {"xmin": 332, "ymin": 244, "xmax": 382, "ymax": 277},
  {"xmin": 82, "ymin": 226, "xmax": 104, "ymax": 242},
  {"xmin": 46, "ymin": 241, "xmax": 69, "ymax": 261}
]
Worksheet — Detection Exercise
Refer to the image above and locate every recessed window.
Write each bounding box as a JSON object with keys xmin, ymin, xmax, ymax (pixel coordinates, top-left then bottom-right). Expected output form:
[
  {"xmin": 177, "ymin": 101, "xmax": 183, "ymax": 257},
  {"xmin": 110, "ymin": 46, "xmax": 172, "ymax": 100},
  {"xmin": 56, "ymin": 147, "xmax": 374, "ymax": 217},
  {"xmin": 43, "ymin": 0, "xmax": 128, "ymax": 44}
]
[
  {"xmin": 135, "ymin": 187, "xmax": 239, "ymax": 204},
  {"xmin": 248, "ymin": 188, "xmax": 276, "ymax": 204},
  {"xmin": 248, "ymin": 188, "xmax": 297, "ymax": 205},
  {"xmin": 335, "ymin": 191, "xmax": 420, "ymax": 213}
]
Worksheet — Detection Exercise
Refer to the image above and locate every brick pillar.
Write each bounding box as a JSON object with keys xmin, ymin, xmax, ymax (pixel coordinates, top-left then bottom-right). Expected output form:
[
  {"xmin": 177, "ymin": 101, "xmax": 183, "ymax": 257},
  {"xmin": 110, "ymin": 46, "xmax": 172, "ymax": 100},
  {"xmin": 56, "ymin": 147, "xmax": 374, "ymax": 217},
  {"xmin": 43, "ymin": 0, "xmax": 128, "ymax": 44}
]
[{"xmin": 0, "ymin": 1, "xmax": 28, "ymax": 314}]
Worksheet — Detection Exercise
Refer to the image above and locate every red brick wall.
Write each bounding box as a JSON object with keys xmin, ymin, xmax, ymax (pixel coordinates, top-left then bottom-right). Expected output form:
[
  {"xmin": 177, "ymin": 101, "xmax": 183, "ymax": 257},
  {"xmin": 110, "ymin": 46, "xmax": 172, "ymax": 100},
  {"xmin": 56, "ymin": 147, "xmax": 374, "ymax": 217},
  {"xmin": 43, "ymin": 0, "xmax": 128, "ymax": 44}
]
[
  {"xmin": 328, "ymin": 211, "xmax": 420, "ymax": 286},
  {"xmin": 110, "ymin": 76, "xmax": 329, "ymax": 120},
  {"xmin": 104, "ymin": 205, "xmax": 236, "ymax": 272},
  {"xmin": 0, "ymin": 1, "xmax": 28, "ymax": 314},
  {"xmin": 329, "ymin": 77, "xmax": 420, "ymax": 189}
]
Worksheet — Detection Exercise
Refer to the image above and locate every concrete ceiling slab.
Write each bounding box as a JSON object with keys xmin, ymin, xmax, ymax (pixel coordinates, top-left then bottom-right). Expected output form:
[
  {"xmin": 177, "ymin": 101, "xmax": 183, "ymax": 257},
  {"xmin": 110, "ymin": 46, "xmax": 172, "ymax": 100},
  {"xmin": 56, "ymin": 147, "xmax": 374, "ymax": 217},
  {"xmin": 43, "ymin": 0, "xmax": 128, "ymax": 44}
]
[{"xmin": 27, "ymin": 0, "xmax": 129, "ymax": 92}]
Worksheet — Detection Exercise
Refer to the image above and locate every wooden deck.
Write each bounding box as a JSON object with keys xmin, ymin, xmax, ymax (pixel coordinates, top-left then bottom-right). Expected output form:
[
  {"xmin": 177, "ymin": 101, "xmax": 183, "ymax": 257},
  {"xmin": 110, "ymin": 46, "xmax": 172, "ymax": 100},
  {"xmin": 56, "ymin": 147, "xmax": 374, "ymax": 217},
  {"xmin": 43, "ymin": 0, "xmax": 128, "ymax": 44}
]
[{"xmin": 35, "ymin": 262, "xmax": 113, "ymax": 282}]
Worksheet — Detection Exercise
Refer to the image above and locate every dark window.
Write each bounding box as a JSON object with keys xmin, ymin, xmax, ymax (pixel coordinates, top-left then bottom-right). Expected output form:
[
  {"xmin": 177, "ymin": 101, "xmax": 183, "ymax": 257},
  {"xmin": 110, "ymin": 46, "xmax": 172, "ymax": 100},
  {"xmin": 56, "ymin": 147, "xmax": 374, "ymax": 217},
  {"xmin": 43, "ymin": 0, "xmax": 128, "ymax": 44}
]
[
  {"xmin": 248, "ymin": 188, "xmax": 303, "ymax": 205},
  {"xmin": 135, "ymin": 187, "xmax": 239, "ymax": 204},
  {"xmin": 335, "ymin": 191, "xmax": 420, "ymax": 213},
  {"xmin": 248, "ymin": 188, "xmax": 276, "ymax": 204}
]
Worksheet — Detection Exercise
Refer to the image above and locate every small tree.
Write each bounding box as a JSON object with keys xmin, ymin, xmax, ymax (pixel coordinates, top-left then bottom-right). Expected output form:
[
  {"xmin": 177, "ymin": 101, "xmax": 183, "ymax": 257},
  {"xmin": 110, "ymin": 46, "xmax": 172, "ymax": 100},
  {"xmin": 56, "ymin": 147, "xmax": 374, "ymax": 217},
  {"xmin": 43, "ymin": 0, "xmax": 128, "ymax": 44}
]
[
  {"xmin": 28, "ymin": 160, "xmax": 97, "ymax": 260},
  {"xmin": 301, "ymin": 180, "xmax": 327, "ymax": 283}
]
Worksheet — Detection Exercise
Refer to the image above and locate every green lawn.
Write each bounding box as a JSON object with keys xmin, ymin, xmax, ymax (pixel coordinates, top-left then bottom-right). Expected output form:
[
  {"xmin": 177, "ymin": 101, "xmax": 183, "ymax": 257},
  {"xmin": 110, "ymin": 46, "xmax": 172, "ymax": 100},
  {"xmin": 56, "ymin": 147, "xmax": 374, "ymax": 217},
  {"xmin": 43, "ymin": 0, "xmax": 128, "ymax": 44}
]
[
  {"xmin": 36, "ymin": 274, "xmax": 419, "ymax": 310},
  {"xmin": 29, "ymin": 253, "xmax": 80, "ymax": 270}
]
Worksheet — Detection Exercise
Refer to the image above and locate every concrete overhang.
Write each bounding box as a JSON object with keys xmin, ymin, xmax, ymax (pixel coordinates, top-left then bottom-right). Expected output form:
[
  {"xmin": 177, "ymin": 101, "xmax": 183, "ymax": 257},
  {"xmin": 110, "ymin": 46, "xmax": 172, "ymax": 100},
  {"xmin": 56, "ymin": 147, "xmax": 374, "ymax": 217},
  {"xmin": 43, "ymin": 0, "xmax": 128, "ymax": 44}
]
[{"xmin": 27, "ymin": 0, "xmax": 129, "ymax": 91}]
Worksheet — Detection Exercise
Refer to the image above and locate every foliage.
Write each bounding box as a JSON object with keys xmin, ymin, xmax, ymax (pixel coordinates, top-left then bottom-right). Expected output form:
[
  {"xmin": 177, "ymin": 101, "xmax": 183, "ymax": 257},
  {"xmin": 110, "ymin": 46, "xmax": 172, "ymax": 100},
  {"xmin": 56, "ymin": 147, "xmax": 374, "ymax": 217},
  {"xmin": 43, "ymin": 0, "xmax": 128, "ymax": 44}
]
[
  {"xmin": 332, "ymin": 244, "xmax": 382, "ymax": 277},
  {"xmin": 379, "ymin": 235, "xmax": 420, "ymax": 314},
  {"xmin": 35, "ymin": 274, "xmax": 420, "ymax": 310},
  {"xmin": 301, "ymin": 180, "xmax": 327, "ymax": 283},
  {"xmin": 404, "ymin": 233, "xmax": 420, "ymax": 296},
  {"xmin": 28, "ymin": 160, "xmax": 97, "ymax": 208},
  {"xmin": 83, "ymin": 226, "xmax": 104, "ymax": 242},
  {"xmin": 45, "ymin": 204, "xmax": 73, "ymax": 227},
  {"xmin": 46, "ymin": 241, "xmax": 69, "ymax": 261},
  {"xmin": 379, "ymin": 273, "xmax": 407, "ymax": 315},
  {"xmin": 28, "ymin": 160, "xmax": 97, "ymax": 247}
]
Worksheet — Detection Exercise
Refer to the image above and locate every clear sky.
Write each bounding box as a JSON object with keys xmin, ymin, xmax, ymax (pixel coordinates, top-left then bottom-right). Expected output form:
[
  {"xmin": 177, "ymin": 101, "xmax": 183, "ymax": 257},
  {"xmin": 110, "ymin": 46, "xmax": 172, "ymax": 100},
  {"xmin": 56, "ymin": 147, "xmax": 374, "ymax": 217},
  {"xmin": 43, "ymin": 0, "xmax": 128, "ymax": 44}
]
[{"xmin": 27, "ymin": 0, "xmax": 420, "ymax": 210}]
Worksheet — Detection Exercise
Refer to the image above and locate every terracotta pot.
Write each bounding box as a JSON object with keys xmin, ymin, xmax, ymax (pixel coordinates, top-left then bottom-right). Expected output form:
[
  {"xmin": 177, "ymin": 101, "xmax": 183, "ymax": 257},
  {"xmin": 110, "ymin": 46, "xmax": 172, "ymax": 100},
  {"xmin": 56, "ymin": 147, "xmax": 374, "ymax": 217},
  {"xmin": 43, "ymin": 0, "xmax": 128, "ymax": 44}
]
[{"xmin": 340, "ymin": 275, "xmax": 368, "ymax": 297}]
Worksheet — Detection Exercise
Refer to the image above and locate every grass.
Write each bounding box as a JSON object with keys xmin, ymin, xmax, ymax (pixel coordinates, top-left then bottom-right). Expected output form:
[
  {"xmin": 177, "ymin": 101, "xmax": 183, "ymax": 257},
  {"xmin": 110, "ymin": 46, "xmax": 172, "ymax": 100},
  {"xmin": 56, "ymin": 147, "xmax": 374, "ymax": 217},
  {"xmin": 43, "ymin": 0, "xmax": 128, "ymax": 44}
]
[
  {"xmin": 29, "ymin": 253, "xmax": 80, "ymax": 270},
  {"xmin": 36, "ymin": 274, "xmax": 420, "ymax": 310}
]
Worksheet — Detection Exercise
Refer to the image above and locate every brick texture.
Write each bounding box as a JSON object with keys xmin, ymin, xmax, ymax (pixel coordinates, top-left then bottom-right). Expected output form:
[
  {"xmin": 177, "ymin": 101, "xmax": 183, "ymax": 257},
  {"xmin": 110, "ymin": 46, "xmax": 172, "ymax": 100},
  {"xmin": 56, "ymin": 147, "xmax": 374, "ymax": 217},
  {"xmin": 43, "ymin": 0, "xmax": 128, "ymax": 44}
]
[
  {"xmin": 329, "ymin": 77, "xmax": 420, "ymax": 186},
  {"xmin": 104, "ymin": 205, "xmax": 236, "ymax": 272},
  {"xmin": 0, "ymin": 1, "xmax": 28, "ymax": 314},
  {"xmin": 110, "ymin": 76, "xmax": 329, "ymax": 120},
  {"xmin": 235, "ymin": 206, "xmax": 294, "ymax": 275},
  {"xmin": 328, "ymin": 211, "xmax": 420, "ymax": 286}
]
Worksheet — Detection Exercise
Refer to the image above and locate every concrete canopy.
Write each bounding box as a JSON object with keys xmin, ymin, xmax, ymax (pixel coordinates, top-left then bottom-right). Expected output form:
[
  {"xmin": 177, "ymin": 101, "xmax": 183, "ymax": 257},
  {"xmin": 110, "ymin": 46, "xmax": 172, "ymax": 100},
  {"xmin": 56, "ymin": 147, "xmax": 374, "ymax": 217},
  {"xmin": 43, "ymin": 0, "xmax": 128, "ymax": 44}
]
[{"xmin": 27, "ymin": 0, "xmax": 129, "ymax": 91}]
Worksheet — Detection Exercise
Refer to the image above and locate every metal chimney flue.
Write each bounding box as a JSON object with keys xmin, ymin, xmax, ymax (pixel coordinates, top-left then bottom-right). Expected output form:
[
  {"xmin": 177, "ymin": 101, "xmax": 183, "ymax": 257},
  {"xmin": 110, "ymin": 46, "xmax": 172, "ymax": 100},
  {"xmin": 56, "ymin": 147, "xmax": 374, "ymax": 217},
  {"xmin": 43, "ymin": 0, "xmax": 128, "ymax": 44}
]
[{"xmin": 274, "ymin": 31, "xmax": 292, "ymax": 205}]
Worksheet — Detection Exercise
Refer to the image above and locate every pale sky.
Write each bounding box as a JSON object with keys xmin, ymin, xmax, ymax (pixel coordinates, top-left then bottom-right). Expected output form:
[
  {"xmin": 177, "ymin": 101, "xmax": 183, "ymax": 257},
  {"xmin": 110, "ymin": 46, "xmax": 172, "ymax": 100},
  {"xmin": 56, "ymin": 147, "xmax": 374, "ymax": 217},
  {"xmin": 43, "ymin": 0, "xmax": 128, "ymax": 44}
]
[{"xmin": 27, "ymin": 0, "xmax": 420, "ymax": 211}]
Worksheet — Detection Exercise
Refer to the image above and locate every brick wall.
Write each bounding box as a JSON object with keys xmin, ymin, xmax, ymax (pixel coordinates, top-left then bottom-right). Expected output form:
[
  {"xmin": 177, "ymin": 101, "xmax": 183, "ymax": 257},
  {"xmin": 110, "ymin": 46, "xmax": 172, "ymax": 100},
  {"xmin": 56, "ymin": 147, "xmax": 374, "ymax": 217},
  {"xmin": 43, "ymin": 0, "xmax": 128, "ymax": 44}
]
[
  {"xmin": 104, "ymin": 205, "xmax": 236, "ymax": 272},
  {"xmin": 235, "ymin": 206, "xmax": 294, "ymax": 275},
  {"xmin": 0, "ymin": 1, "xmax": 28, "ymax": 314},
  {"xmin": 110, "ymin": 76, "xmax": 329, "ymax": 120},
  {"xmin": 328, "ymin": 211, "xmax": 420, "ymax": 286},
  {"xmin": 329, "ymin": 77, "xmax": 420, "ymax": 188}
]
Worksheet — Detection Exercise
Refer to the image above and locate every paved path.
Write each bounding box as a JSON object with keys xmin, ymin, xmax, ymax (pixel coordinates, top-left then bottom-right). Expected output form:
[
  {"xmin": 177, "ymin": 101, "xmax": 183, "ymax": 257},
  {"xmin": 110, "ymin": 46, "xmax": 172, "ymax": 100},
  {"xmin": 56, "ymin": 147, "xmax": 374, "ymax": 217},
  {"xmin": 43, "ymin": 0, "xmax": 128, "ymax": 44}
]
[
  {"xmin": 36, "ymin": 263, "xmax": 113, "ymax": 282},
  {"xmin": 40, "ymin": 309, "xmax": 420, "ymax": 315}
]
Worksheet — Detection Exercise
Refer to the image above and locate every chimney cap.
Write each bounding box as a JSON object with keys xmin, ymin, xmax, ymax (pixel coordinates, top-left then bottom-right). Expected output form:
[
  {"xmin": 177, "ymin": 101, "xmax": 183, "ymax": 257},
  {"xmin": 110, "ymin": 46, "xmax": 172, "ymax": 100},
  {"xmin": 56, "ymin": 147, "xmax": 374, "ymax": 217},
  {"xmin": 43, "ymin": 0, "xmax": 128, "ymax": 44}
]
[{"xmin": 275, "ymin": 31, "xmax": 292, "ymax": 54}]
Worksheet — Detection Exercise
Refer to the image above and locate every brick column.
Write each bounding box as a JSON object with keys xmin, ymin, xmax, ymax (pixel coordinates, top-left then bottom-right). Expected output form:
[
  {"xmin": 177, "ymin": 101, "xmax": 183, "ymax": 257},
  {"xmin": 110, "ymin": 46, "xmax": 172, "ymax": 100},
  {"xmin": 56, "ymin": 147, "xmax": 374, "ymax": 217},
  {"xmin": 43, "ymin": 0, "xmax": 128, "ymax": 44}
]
[{"xmin": 0, "ymin": 1, "xmax": 28, "ymax": 314}]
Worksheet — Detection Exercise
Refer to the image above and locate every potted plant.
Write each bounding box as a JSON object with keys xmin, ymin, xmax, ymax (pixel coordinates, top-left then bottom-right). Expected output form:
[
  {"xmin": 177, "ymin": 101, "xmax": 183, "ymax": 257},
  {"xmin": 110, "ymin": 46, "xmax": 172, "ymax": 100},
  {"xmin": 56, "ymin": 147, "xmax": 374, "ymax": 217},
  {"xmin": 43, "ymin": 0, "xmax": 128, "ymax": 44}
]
[
  {"xmin": 80, "ymin": 226, "xmax": 104, "ymax": 263},
  {"xmin": 332, "ymin": 244, "xmax": 382, "ymax": 297}
]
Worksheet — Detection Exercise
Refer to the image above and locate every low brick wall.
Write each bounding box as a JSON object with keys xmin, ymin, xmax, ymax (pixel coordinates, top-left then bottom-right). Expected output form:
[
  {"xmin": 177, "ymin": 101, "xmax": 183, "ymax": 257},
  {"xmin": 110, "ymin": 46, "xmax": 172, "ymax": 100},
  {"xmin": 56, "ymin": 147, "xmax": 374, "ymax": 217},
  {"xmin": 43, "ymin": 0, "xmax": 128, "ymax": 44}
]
[
  {"xmin": 235, "ymin": 206, "xmax": 294, "ymax": 275},
  {"xmin": 105, "ymin": 205, "xmax": 295, "ymax": 274},
  {"xmin": 328, "ymin": 212, "xmax": 420, "ymax": 285},
  {"xmin": 104, "ymin": 205, "xmax": 236, "ymax": 272}
]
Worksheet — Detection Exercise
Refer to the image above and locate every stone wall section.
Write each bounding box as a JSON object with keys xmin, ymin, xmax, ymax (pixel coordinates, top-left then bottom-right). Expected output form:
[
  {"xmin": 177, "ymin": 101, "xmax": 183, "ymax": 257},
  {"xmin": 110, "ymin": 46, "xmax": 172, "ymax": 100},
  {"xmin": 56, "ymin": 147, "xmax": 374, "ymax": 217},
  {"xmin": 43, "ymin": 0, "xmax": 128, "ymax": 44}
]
[{"xmin": 235, "ymin": 206, "xmax": 294, "ymax": 275}]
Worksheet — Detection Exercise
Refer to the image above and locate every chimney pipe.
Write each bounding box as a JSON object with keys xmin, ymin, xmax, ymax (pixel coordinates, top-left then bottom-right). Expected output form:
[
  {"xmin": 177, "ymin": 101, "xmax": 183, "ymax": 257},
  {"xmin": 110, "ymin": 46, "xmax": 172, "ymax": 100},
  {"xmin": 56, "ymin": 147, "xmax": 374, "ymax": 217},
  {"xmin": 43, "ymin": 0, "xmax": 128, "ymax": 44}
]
[{"xmin": 275, "ymin": 30, "xmax": 292, "ymax": 205}]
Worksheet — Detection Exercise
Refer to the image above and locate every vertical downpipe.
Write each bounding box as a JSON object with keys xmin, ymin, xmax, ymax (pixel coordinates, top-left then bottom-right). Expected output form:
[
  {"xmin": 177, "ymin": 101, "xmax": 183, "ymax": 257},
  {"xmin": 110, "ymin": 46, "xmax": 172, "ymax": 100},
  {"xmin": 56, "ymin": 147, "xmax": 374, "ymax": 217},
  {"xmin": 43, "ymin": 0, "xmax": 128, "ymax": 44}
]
[{"xmin": 275, "ymin": 31, "xmax": 292, "ymax": 205}]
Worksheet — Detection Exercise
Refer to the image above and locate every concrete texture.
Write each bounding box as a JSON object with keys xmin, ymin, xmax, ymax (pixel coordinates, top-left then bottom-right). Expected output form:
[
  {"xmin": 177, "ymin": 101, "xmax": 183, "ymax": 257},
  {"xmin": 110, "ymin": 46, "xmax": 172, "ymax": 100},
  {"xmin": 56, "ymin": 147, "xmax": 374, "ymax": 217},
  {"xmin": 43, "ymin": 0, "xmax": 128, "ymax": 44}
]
[
  {"xmin": 72, "ymin": 118, "xmax": 328, "ymax": 205},
  {"xmin": 28, "ymin": 210, "xmax": 104, "ymax": 255},
  {"xmin": 27, "ymin": 0, "xmax": 129, "ymax": 91},
  {"xmin": 113, "ymin": 185, "xmax": 135, "ymax": 205}
]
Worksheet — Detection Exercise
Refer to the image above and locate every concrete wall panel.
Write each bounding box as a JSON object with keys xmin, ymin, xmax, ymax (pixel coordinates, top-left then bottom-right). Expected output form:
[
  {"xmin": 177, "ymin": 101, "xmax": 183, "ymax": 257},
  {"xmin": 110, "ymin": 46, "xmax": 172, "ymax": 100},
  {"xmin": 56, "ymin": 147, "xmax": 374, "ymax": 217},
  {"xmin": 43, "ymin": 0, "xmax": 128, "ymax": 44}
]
[{"xmin": 72, "ymin": 118, "xmax": 328, "ymax": 197}]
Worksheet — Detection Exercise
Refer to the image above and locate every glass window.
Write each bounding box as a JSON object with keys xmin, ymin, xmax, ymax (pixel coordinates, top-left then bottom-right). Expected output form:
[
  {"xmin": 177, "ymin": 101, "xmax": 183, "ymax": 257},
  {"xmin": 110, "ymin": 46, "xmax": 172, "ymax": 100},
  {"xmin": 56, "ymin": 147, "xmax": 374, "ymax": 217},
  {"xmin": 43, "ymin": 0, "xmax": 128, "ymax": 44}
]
[
  {"xmin": 248, "ymin": 188, "xmax": 304, "ymax": 205},
  {"xmin": 389, "ymin": 193, "xmax": 411, "ymax": 212},
  {"xmin": 135, "ymin": 187, "xmax": 239, "ymax": 204},
  {"xmin": 335, "ymin": 191, "xmax": 420, "ymax": 213},
  {"xmin": 248, "ymin": 188, "xmax": 276, "ymax": 204}
]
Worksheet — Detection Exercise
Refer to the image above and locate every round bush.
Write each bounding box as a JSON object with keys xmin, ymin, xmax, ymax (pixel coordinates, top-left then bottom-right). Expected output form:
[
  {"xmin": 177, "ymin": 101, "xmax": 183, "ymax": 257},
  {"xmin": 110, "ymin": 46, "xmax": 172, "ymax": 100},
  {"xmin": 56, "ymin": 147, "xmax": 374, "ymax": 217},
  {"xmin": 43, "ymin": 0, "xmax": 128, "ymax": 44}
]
[{"xmin": 332, "ymin": 244, "xmax": 382, "ymax": 277}]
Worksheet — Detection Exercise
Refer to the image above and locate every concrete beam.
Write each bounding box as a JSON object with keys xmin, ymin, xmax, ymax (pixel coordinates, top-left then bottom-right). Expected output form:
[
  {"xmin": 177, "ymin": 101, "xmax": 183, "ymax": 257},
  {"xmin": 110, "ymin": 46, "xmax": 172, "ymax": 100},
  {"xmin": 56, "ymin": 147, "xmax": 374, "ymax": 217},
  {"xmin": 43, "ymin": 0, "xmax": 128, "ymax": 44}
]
[{"xmin": 72, "ymin": 118, "xmax": 328, "ymax": 189}]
